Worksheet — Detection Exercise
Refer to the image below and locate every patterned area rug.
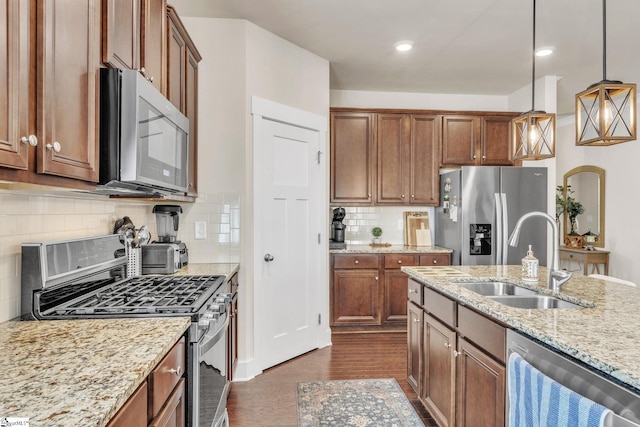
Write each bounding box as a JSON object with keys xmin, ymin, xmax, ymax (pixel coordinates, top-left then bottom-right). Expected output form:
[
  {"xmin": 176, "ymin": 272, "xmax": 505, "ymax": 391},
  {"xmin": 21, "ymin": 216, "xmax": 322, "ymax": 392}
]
[{"xmin": 296, "ymin": 378, "xmax": 424, "ymax": 426}]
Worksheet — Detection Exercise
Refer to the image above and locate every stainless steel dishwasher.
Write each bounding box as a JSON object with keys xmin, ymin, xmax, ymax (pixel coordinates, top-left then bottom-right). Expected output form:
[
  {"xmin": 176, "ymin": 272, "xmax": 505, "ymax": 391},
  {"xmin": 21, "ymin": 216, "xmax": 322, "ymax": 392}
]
[{"xmin": 506, "ymin": 330, "xmax": 640, "ymax": 427}]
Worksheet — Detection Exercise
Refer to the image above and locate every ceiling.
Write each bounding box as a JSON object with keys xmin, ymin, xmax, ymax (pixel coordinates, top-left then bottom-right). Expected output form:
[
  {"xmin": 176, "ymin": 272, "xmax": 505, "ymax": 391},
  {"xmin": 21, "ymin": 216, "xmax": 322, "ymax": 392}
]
[{"xmin": 168, "ymin": 0, "xmax": 640, "ymax": 116}]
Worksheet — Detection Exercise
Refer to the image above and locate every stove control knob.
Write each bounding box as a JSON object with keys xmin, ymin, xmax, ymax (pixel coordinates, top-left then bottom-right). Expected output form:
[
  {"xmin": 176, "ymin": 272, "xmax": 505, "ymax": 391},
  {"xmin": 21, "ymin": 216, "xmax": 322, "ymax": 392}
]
[{"xmin": 198, "ymin": 313, "xmax": 214, "ymax": 329}]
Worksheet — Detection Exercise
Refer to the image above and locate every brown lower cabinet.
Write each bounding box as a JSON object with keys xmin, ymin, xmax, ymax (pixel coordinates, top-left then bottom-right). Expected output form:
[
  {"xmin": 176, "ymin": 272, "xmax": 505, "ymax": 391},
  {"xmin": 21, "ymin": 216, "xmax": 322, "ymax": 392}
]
[
  {"xmin": 408, "ymin": 279, "xmax": 506, "ymax": 427},
  {"xmin": 331, "ymin": 252, "xmax": 451, "ymax": 330},
  {"xmin": 107, "ymin": 337, "xmax": 186, "ymax": 427}
]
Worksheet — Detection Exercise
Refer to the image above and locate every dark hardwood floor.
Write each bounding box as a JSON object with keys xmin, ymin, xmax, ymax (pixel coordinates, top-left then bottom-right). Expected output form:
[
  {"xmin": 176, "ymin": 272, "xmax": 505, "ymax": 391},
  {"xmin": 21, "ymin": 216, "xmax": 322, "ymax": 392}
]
[{"xmin": 227, "ymin": 332, "xmax": 437, "ymax": 426}]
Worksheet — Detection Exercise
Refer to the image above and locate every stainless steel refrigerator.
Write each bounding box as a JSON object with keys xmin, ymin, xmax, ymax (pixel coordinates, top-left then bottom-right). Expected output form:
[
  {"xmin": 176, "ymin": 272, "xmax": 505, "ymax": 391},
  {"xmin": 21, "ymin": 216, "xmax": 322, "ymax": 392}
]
[{"xmin": 435, "ymin": 166, "xmax": 548, "ymax": 266}]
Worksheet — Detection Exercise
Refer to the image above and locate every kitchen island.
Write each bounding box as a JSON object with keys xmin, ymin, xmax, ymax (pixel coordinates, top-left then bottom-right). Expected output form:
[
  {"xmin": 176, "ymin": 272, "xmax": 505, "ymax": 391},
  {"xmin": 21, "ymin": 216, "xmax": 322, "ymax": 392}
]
[
  {"xmin": 0, "ymin": 317, "xmax": 191, "ymax": 426},
  {"xmin": 402, "ymin": 264, "xmax": 640, "ymax": 391}
]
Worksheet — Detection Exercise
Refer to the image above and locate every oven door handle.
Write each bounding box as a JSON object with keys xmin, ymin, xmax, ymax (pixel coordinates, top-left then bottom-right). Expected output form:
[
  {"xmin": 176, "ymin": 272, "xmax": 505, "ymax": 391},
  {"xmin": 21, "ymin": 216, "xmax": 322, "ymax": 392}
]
[{"xmin": 199, "ymin": 312, "xmax": 230, "ymax": 356}]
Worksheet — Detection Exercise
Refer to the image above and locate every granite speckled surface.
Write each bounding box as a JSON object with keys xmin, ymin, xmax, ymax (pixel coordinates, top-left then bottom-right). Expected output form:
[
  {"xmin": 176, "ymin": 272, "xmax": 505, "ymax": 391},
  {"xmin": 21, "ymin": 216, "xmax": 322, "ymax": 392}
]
[
  {"xmin": 401, "ymin": 265, "xmax": 640, "ymax": 392},
  {"xmin": 0, "ymin": 317, "xmax": 190, "ymax": 427},
  {"xmin": 330, "ymin": 244, "xmax": 452, "ymax": 254},
  {"xmin": 173, "ymin": 262, "xmax": 239, "ymax": 279}
]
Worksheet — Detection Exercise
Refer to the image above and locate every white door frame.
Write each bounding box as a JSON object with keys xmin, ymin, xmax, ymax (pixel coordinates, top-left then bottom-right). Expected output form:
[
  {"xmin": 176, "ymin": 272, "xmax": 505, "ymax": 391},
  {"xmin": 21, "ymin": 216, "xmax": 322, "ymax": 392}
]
[{"xmin": 249, "ymin": 96, "xmax": 331, "ymax": 377}]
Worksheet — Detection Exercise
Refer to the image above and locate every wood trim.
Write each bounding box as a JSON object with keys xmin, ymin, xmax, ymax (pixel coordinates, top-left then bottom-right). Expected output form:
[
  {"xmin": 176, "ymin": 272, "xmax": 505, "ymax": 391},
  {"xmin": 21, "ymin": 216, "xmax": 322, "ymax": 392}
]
[{"xmin": 331, "ymin": 107, "xmax": 519, "ymax": 117}]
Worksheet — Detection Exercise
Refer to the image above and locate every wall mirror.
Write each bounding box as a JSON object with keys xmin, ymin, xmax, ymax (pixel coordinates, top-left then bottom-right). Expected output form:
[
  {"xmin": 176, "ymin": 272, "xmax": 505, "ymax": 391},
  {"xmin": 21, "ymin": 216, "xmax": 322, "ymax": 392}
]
[{"xmin": 563, "ymin": 165, "xmax": 605, "ymax": 247}]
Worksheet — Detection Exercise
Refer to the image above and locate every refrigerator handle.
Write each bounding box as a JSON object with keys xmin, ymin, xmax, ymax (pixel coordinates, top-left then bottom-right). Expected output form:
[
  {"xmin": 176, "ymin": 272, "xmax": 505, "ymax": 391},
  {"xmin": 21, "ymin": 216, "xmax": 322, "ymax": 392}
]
[
  {"xmin": 495, "ymin": 193, "xmax": 503, "ymax": 264},
  {"xmin": 501, "ymin": 193, "xmax": 509, "ymax": 265}
]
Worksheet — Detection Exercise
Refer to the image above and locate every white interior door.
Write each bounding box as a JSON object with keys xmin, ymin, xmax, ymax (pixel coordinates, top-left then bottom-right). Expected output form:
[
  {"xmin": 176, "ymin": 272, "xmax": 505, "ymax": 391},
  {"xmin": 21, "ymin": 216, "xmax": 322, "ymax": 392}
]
[{"xmin": 253, "ymin": 99, "xmax": 327, "ymax": 371}]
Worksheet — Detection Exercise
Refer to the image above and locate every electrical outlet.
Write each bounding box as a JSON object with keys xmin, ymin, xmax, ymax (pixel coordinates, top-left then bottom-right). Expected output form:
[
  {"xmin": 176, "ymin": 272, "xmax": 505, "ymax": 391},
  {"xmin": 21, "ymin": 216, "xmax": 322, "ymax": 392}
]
[{"xmin": 195, "ymin": 221, "xmax": 207, "ymax": 240}]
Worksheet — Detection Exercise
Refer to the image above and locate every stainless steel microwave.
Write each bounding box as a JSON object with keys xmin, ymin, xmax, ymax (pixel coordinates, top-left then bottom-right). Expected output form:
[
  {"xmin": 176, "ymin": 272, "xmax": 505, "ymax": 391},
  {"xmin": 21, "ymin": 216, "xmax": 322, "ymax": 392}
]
[{"xmin": 98, "ymin": 68, "xmax": 189, "ymax": 195}]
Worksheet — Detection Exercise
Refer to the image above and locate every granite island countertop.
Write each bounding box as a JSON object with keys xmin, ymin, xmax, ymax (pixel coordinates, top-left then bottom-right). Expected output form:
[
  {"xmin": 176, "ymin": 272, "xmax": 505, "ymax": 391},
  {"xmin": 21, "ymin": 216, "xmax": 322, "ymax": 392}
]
[
  {"xmin": 0, "ymin": 317, "xmax": 191, "ymax": 427},
  {"xmin": 402, "ymin": 265, "xmax": 640, "ymax": 392},
  {"xmin": 330, "ymin": 244, "xmax": 452, "ymax": 254},
  {"xmin": 173, "ymin": 262, "xmax": 240, "ymax": 278}
]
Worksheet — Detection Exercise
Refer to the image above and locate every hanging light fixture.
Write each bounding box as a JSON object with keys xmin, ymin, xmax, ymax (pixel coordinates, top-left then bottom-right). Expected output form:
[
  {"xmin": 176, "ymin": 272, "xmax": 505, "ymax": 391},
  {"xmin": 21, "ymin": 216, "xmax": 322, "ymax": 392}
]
[
  {"xmin": 576, "ymin": 0, "xmax": 636, "ymax": 146},
  {"xmin": 512, "ymin": 0, "xmax": 556, "ymax": 161}
]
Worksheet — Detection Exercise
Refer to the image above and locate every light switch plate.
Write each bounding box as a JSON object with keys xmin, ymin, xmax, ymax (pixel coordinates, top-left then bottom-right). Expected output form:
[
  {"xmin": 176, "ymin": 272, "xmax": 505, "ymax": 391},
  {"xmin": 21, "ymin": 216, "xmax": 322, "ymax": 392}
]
[{"xmin": 195, "ymin": 221, "xmax": 207, "ymax": 239}]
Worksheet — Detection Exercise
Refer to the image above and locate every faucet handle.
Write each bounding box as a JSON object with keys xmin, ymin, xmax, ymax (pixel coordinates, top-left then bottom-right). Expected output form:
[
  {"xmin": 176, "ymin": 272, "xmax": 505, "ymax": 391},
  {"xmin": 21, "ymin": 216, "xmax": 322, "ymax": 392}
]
[{"xmin": 550, "ymin": 269, "xmax": 573, "ymax": 292}]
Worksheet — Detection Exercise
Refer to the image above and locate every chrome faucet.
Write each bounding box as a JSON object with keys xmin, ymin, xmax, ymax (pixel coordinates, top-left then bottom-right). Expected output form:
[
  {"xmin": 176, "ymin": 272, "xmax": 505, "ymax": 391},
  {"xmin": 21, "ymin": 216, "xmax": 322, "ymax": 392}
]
[{"xmin": 508, "ymin": 211, "xmax": 572, "ymax": 293}]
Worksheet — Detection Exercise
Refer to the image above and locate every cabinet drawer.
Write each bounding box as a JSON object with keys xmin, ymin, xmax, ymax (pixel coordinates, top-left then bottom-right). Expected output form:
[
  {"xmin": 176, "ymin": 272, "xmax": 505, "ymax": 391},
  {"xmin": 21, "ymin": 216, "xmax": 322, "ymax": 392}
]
[
  {"xmin": 408, "ymin": 279, "xmax": 422, "ymax": 305},
  {"xmin": 423, "ymin": 287, "xmax": 456, "ymax": 328},
  {"xmin": 149, "ymin": 337, "xmax": 186, "ymax": 418},
  {"xmin": 419, "ymin": 254, "xmax": 451, "ymax": 266},
  {"xmin": 334, "ymin": 254, "xmax": 379, "ymax": 269},
  {"xmin": 457, "ymin": 305, "xmax": 505, "ymax": 363},
  {"xmin": 384, "ymin": 254, "xmax": 418, "ymax": 269}
]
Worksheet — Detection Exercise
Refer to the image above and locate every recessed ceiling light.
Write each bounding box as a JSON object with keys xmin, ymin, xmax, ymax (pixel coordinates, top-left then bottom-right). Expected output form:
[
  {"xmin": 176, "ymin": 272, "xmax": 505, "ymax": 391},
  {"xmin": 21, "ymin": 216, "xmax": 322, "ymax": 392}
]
[
  {"xmin": 535, "ymin": 47, "xmax": 553, "ymax": 57},
  {"xmin": 395, "ymin": 41, "xmax": 413, "ymax": 52}
]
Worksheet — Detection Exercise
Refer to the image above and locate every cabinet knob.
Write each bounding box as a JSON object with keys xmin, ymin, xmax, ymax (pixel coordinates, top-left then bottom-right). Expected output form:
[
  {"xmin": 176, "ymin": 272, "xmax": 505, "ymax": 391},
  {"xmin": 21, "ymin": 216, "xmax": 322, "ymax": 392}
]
[
  {"xmin": 482, "ymin": 155, "xmax": 486, "ymax": 160},
  {"xmin": 411, "ymin": 194, "xmax": 415, "ymax": 198},
  {"xmin": 368, "ymin": 194, "xmax": 371, "ymax": 198},
  {"xmin": 444, "ymin": 342, "xmax": 451, "ymax": 348},
  {"xmin": 401, "ymin": 194, "xmax": 405, "ymax": 198},
  {"xmin": 354, "ymin": 260, "xmax": 359, "ymax": 264},
  {"xmin": 473, "ymin": 155, "xmax": 477, "ymax": 159},
  {"xmin": 397, "ymin": 260, "xmax": 402, "ymax": 264},
  {"xmin": 375, "ymin": 276, "xmax": 379, "ymax": 280},
  {"xmin": 409, "ymin": 288, "xmax": 417, "ymax": 293},
  {"xmin": 139, "ymin": 67, "xmax": 146, "ymax": 75},
  {"xmin": 167, "ymin": 366, "xmax": 182, "ymax": 376},
  {"xmin": 148, "ymin": 76, "xmax": 154, "ymax": 82},
  {"xmin": 413, "ymin": 318, "xmax": 420, "ymax": 323},
  {"xmin": 46, "ymin": 141, "xmax": 61, "ymax": 153},
  {"xmin": 454, "ymin": 350, "xmax": 461, "ymax": 357},
  {"xmin": 20, "ymin": 135, "xmax": 38, "ymax": 147},
  {"xmin": 432, "ymin": 259, "xmax": 438, "ymax": 264}
]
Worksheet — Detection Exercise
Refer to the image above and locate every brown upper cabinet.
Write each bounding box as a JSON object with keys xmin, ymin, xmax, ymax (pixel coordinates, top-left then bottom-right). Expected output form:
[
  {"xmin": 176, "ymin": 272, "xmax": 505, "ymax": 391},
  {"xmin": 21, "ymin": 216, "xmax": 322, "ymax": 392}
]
[
  {"xmin": 167, "ymin": 6, "xmax": 201, "ymax": 196},
  {"xmin": 331, "ymin": 110, "xmax": 441, "ymax": 206},
  {"xmin": 0, "ymin": 0, "xmax": 100, "ymax": 187},
  {"xmin": 102, "ymin": 0, "xmax": 165, "ymax": 89},
  {"xmin": 441, "ymin": 114, "xmax": 519, "ymax": 167},
  {"xmin": 330, "ymin": 111, "xmax": 376, "ymax": 205},
  {"xmin": 376, "ymin": 114, "xmax": 440, "ymax": 205}
]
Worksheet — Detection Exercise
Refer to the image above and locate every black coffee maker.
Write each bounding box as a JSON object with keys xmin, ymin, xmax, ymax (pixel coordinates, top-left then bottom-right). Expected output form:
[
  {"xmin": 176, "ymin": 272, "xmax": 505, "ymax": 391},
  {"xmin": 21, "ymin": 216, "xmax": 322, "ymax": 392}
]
[{"xmin": 330, "ymin": 207, "xmax": 346, "ymax": 248}]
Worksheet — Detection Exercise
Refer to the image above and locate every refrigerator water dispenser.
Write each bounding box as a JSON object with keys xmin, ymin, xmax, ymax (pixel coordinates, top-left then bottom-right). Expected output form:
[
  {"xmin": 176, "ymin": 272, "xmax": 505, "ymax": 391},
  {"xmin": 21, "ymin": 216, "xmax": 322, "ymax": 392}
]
[{"xmin": 470, "ymin": 224, "xmax": 491, "ymax": 255}]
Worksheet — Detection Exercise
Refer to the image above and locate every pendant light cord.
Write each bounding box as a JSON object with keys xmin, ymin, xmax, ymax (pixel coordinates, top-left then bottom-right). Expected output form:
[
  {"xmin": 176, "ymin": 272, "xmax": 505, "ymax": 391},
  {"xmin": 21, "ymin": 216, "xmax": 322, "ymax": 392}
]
[
  {"xmin": 602, "ymin": 0, "xmax": 607, "ymax": 81},
  {"xmin": 531, "ymin": 0, "xmax": 536, "ymax": 111}
]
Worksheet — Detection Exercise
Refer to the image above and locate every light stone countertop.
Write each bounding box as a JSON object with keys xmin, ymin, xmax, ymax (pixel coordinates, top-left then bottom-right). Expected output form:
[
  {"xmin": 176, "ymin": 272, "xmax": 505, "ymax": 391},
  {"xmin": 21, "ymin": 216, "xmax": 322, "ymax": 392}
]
[
  {"xmin": 330, "ymin": 244, "xmax": 453, "ymax": 254},
  {"xmin": 0, "ymin": 262, "xmax": 239, "ymax": 426},
  {"xmin": 401, "ymin": 265, "xmax": 640, "ymax": 392},
  {"xmin": 0, "ymin": 317, "xmax": 191, "ymax": 427}
]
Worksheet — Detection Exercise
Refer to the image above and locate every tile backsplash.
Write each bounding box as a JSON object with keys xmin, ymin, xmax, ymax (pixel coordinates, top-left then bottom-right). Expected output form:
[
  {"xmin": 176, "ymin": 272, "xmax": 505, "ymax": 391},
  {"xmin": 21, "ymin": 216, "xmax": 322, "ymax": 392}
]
[
  {"xmin": 335, "ymin": 206, "xmax": 434, "ymax": 245},
  {"xmin": 0, "ymin": 190, "xmax": 240, "ymax": 322}
]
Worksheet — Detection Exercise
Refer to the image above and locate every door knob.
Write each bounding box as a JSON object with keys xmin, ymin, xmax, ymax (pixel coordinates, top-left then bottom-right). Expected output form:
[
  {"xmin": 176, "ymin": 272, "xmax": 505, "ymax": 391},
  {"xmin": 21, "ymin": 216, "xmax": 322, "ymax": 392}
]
[{"xmin": 264, "ymin": 254, "xmax": 274, "ymax": 262}]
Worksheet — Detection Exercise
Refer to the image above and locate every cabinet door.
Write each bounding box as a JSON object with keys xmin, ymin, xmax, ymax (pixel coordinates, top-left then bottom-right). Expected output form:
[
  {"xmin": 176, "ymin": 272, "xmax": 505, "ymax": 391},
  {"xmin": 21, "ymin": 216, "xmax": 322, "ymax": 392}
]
[
  {"xmin": 409, "ymin": 114, "xmax": 440, "ymax": 205},
  {"xmin": 376, "ymin": 113, "xmax": 408, "ymax": 204},
  {"xmin": 149, "ymin": 379, "xmax": 185, "ymax": 427},
  {"xmin": 0, "ymin": 0, "xmax": 29, "ymax": 170},
  {"xmin": 407, "ymin": 301, "xmax": 422, "ymax": 394},
  {"xmin": 422, "ymin": 313, "xmax": 456, "ymax": 427},
  {"xmin": 166, "ymin": 10, "xmax": 186, "ymax": 111},
  {"xmin": 442, "ymin": 116, "xmax": 479, "ymax": 166},
  {"xmin": 185, "ymin": 47, "xmax": 199, "ymax": 196},
  {"xmin": 480, "ymin": 116, "xmax": 515, "ymax": 166},
  {"xmin": 384, "ymin": 269, "xmax": 409, "ymax": 324},
  {"xmin": 330, "ymin": 112, "xmax": 375, "ymax": 204},
  {"xmin": 456, "ymin": 338, "xmax": 505, "ymax": 427},
  {"xmin": 141, "ymin": 0, "xmax": 166, "ymax": 92},
  {"xmin": 106, "ymin": 381, "xmax": 148, "ymax": 427},
  {"xmin": 331, "ymin": 269, "xmax": 380, "ymax": 325},
  {"xmin": 102, "ymin": 0, "xmax": 140, "ymax": 70},
  {"xmin": 37, "ymin": 0, "xmax": 100, "ymax": 182}
]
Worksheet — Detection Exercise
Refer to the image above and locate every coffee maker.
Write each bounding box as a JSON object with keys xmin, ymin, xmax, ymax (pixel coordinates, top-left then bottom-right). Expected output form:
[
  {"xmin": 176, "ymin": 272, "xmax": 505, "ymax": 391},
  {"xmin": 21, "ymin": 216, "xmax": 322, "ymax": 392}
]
[
  {"xmin": 141, "ymin": 205, "xmax": 189, "ymax": 274},
  {"xmin": 330, "ymin": 207, "xmax": 347, "ymax": 249}
]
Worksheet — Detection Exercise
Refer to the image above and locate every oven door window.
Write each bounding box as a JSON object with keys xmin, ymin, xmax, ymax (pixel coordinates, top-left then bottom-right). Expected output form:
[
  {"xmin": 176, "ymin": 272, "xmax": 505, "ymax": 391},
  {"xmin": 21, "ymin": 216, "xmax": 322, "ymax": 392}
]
[
  {"xmin": 199, "ymin": 316, "xmax": 229, "ymax": 427},
  {"xmin": 137, "ymin": 97, "xmax": 188, "ymax": 191}
]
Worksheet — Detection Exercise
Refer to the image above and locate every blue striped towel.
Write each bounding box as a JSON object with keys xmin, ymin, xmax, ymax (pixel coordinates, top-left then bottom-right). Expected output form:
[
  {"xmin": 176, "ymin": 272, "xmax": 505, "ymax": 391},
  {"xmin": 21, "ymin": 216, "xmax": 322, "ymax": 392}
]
[{"xmin": 508, "ymin": 352, "xmax": 611, "ymax": 427}]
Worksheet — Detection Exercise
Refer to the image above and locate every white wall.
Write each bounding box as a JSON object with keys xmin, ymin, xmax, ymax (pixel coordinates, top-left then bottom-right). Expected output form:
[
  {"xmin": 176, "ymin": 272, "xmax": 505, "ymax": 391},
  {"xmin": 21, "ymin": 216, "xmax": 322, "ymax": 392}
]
[{"xmin": 181, "ymin": 17, "xmax": 330, "ymax": 380}]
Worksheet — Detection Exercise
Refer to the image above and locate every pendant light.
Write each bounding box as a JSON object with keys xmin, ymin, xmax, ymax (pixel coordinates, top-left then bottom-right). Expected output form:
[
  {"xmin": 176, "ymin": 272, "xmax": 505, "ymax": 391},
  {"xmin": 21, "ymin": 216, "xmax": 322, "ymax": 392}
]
[
  {"xmin": 576, "ymin": 0, "xmax": 636, "ymax": 146},
  {"xmin": 512, "ymin": 0, "xmax": 556, "ymax": 161}
]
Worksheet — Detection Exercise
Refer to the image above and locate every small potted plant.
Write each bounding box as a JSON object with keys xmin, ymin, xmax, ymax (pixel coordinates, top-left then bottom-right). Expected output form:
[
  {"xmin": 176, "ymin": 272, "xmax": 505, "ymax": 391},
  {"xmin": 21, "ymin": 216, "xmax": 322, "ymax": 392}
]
[{"xmin": 372, "ymin": 226, "xmax": 383, "ymax": 244}]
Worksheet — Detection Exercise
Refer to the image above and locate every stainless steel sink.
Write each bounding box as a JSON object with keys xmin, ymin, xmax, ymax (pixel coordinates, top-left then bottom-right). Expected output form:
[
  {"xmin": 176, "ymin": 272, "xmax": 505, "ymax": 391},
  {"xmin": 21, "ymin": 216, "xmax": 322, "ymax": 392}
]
[
  {"xmin": 486, "ymin": 295, "xmax": 584, "ymax": 309},
  {"xmin": 457, "ymin": 281, "xmax": 539, "ymax": 296}
]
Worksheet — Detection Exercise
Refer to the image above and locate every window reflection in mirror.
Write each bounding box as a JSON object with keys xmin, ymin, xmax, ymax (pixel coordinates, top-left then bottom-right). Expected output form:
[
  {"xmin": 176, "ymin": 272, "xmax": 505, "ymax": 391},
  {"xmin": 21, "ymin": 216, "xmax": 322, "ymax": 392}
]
[{"xmin": 563, "ymin": 166, "xmax": 605, "ymax": 248}]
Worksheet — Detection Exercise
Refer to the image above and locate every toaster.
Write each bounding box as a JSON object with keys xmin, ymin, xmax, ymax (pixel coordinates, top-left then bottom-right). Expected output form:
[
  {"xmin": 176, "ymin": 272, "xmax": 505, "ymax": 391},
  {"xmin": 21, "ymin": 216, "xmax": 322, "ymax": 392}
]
[{"xmin": 141, "ymin": 243, "xmax": 181, "ymax": 274}]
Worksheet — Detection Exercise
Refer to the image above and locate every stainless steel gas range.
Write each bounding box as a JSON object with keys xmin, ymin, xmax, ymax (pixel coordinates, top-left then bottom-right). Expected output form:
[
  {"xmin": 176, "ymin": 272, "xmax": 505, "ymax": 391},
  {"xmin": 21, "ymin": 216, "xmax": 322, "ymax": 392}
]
[{"xmin": 20, "ymin": 234, "xmax": 231, "ymax": 427}]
